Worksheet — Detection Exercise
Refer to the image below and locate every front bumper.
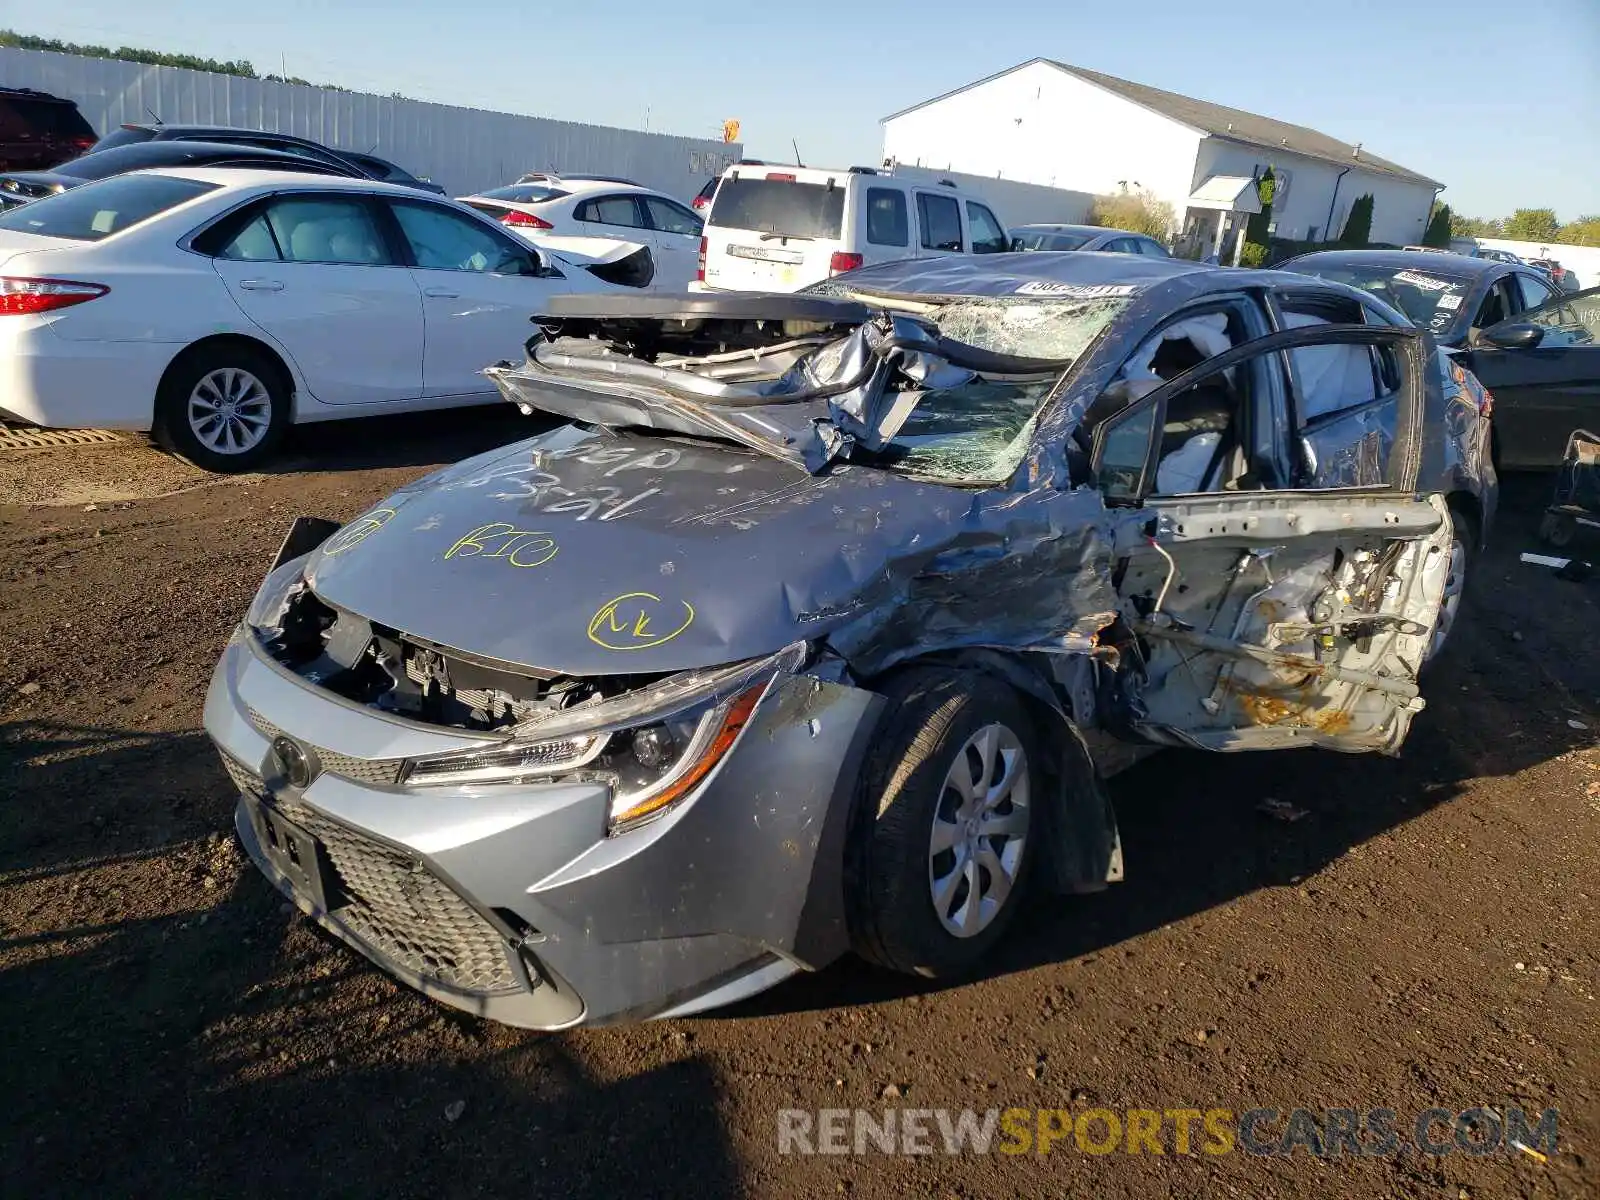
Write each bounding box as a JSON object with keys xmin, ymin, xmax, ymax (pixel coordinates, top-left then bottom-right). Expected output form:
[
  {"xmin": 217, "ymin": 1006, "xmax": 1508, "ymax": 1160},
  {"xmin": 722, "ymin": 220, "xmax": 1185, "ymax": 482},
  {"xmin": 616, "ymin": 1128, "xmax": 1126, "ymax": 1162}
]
[{"xmin": 205, "ymin": 632, "xmax": 882, "ymax": 1028}]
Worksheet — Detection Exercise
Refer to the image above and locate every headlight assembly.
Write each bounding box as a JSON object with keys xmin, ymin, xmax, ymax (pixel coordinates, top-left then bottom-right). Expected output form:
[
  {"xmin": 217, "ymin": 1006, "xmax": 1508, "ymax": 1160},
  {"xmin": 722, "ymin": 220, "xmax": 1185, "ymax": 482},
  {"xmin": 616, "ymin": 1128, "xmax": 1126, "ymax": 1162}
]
[{"xmin": 402, "ymin": 642, "xmax": 807, "ymax": 833}]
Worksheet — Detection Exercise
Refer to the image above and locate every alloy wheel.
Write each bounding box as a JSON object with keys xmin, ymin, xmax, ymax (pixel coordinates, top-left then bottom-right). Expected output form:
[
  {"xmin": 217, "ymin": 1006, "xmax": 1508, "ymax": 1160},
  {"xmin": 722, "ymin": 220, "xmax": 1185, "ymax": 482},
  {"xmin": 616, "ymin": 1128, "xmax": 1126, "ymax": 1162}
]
[
  {"xmin": 187, "ymin": 367, "xmax": 273, "ymax": 455},
  {"xmin": 928, "ymin": 722, "xmax": 1030, "ymax": 938}
]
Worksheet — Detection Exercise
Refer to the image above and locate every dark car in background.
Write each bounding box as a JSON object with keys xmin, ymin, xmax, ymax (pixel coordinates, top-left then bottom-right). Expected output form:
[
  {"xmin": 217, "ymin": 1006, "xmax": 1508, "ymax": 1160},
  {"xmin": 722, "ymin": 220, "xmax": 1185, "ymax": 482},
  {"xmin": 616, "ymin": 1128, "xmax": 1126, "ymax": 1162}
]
[
  {"xmin": 0, "ymin": 139, "xmax": 363, "ymax": 210},
  {"xmin": 0, "ymin": 86, "xmax": 96, "ymax": 172},
  {"xmin": 88, "ymin": 122, "xmax": 443, "ymax": 193},
  {"xmin": 1281, "ymin": 249, "xmax": 1592, "ymax": 467},
  {"xmin": 1010, "ymin": 222, "xmax": 1170, "ymax": 257}
]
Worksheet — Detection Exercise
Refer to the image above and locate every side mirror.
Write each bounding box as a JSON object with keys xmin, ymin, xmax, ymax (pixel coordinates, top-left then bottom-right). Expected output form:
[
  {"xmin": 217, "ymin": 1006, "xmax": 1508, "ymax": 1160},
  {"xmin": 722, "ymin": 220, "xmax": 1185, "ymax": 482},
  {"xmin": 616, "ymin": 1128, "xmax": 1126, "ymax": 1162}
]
[{"xmin": 1483, "ymin": 321, "xmax": 1545, "ymax": 351}]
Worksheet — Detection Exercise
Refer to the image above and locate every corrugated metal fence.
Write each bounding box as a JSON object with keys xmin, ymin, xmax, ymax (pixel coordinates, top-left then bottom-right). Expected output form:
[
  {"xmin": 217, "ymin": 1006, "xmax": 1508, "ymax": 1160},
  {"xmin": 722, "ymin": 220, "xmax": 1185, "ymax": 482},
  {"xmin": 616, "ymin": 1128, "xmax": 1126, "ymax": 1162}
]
[{"xmin": 0, "ymin": 47, "xmax": 740, "ymax": 203}]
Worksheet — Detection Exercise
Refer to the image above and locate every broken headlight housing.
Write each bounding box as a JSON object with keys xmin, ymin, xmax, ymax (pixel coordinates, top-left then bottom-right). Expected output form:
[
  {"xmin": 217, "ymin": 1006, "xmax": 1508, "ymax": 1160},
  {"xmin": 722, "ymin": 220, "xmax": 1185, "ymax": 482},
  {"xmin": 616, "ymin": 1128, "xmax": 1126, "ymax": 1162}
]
[{"xmin": 402, "ymin": 642, "xmax": 807, "ymax": 833}]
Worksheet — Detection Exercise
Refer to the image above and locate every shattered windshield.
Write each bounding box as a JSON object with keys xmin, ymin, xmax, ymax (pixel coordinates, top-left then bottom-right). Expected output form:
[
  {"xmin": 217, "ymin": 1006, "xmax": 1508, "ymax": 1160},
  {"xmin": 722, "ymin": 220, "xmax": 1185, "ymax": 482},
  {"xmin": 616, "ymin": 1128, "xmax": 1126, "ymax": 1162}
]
[
  {"xmin": 500, "ymin": 291, "xmax": 1130, "ymax": 485},
  {"xmin": 1293, "ymin": 263, "xmax": 1472, "ymax": 335},
  {"xmin": 816, "ymin": 291, "xmax": 1129, "ymax": 482}
]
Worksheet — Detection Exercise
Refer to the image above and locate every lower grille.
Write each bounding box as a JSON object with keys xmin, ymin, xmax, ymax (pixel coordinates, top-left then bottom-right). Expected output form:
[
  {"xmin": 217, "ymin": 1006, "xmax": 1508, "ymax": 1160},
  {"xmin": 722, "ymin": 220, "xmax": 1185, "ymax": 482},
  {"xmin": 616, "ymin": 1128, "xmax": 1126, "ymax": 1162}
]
[
  {"xmin": 247, "ymin": 708, "xmax": 405, "ymax": 787},
  {"xmin": 275, "ymin": 796, "xmax": 518, "ymax": 994},
  {"xmin": 221, "ymin": 752, "xmax": 265, "ymax": 797},
  {"xmin": 218, "ymin": 748, "xmax": 519, "ymax": 994}
]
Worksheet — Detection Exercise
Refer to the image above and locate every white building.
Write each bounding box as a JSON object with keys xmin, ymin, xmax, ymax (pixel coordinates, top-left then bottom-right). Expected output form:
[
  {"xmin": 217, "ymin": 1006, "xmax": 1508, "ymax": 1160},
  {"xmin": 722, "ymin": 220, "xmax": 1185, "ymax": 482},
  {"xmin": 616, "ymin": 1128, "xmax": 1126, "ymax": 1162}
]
[{"xmin": 882, "ymin": 60, "xmax": 1444, "ymax": 255}]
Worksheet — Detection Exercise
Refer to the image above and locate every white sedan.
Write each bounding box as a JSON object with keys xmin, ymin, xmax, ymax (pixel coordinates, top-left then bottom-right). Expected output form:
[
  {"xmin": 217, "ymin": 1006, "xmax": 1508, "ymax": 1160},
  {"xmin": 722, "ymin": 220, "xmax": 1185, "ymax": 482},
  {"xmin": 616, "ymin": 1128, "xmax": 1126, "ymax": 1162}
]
[
  {"xmin": 0, "ymin": 168, "xmax": 637, "ymax": 471},
  {"xmin": 457, "ymin": 176, "xmax": 704, "ymax": 291}
]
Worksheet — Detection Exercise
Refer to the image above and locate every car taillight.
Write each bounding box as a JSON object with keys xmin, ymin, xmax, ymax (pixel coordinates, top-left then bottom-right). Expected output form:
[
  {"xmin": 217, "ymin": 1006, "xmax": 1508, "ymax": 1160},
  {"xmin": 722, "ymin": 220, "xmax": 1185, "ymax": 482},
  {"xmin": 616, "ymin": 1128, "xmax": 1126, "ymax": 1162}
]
[
  {"xmin": 692, "ymin": 196, "xmax": 708, "ymax": 211},
  {"xmin": 766, "ymin": 172, "xmax": 796, "ymax": 182},
  {"xmin": 501, "ymin": 210, "xmax": 553, "ymax": 230},
  {"xmin": 697, "ymin": 236, "xmax": 707, "ymax": 282},
  {"xmin": 69, "ymin": 136, "xmax": 96, "ymax": 152},
  {"xmin": 829, "ymin": 252, "xmax": 864, "ymax": 275},
  {"xmin": 0, "ymin": 277, "xmax": 109, "ymax": 316}
]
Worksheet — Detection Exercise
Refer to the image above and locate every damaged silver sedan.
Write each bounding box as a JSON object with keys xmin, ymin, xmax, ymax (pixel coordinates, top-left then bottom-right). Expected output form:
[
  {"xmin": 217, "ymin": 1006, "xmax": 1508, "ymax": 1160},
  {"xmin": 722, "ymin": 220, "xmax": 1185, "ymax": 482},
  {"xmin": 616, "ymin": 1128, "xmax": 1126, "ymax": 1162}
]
[{"xmin": 205, "ymin": 254, "xmax": 1496, "ymax": 1027}]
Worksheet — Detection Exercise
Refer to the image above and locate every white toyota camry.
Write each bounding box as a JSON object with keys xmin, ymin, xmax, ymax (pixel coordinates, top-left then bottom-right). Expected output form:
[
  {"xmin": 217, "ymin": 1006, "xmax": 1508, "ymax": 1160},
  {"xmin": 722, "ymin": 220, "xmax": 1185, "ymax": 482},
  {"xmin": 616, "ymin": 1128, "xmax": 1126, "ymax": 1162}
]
[{"xmin": 0, "ymin": 168, "xmax": 644, "ymax": 471}]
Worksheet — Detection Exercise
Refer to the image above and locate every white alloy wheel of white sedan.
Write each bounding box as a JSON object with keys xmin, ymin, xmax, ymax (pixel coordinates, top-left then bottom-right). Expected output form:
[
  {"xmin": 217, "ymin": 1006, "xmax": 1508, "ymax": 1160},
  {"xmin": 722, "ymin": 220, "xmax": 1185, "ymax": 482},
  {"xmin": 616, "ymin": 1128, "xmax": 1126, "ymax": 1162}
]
[
  {"xmin": 0, "ymin": 168, "xmax": 638, "ymax": 472},
  {"xmin": 457, "ymin": 177, "xmax": 705, "ymax": 291}
]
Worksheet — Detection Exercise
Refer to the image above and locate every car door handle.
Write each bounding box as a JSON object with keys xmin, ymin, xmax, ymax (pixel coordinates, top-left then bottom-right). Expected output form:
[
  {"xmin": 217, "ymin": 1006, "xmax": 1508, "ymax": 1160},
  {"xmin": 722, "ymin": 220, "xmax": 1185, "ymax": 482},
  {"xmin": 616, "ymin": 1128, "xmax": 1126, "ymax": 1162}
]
[
  {"xmin": 237, "ymin": 279, "xmax": 284, "ymax": 292},
  {"xmin": 424, "ymin": 287, "xmax": 460, "ymax": 299}
]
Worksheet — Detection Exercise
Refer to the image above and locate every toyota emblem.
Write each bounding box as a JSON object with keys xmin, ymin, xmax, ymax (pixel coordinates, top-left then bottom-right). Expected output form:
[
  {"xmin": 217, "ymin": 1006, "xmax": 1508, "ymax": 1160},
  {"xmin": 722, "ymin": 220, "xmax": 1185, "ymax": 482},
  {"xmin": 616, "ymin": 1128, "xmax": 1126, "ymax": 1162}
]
[{"xmin": 269, "ymin": 736, "xmax": 317, "ymax": 789}]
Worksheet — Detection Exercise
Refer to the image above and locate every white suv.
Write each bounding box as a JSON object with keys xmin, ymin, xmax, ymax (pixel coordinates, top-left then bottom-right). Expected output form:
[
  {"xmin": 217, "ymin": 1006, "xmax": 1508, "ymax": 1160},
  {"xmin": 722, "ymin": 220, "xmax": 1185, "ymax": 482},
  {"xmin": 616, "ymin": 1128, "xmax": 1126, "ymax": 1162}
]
[{"xmin": 698, "ymin": 165, "xmax": 1009, "ymax": 292}]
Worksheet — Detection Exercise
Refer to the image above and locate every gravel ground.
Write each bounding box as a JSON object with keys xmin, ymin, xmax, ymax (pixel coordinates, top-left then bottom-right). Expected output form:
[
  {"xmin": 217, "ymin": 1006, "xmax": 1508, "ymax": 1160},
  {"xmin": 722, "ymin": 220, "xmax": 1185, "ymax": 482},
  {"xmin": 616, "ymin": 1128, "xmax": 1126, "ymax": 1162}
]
[{"xmin": 1, "ymin": 415, "xmax": 1595, "ymax": 1199}]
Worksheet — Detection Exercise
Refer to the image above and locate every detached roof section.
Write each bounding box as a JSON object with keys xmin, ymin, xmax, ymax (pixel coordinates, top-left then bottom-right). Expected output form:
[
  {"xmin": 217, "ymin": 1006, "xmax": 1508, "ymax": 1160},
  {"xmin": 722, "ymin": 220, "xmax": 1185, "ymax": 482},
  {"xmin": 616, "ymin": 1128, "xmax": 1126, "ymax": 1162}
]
[{"xmin": 883, "ymin": 59, "xmax": 1444, "ymax": 189}]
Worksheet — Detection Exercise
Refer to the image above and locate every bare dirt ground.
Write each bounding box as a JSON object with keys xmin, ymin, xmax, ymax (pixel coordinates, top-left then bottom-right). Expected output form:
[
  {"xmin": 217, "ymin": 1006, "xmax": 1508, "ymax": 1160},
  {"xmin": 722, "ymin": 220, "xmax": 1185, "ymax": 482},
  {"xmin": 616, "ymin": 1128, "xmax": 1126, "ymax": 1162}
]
[{"xmin": 1, "ymin": 414, "xmax": 1595, "ymax": 1199}]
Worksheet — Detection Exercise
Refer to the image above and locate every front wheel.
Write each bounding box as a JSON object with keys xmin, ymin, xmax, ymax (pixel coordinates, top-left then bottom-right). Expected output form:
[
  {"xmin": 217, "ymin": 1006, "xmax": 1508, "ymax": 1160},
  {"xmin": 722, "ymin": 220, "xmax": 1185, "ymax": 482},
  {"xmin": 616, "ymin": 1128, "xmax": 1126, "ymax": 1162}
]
[
  {"xmin": 848, "ymin": 670, "xmax": 1039, "ymax": 978},
  {"xmin": 153, "ymin": 345, "xmax": 289, "ymax": 473}
]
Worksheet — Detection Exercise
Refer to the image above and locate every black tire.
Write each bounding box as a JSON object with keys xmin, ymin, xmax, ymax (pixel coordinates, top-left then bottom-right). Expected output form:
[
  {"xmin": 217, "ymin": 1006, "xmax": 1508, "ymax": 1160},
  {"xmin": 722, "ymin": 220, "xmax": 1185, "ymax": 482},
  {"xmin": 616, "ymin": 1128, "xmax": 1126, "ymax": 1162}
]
[
  {"xmin": 1424, "ymin": 502, "xmax": 1478, "ymax": 669},
  {"xmin": 847, "ymin": 669, "xmax": 1040, "ymax": 977},
  {"xmin": 153, "ymin": 343, "xmax": 289, "ymax": 473},
  {"xmin": 1539, "ymin": 511, "xmax": 1575, "ymax": 548}
]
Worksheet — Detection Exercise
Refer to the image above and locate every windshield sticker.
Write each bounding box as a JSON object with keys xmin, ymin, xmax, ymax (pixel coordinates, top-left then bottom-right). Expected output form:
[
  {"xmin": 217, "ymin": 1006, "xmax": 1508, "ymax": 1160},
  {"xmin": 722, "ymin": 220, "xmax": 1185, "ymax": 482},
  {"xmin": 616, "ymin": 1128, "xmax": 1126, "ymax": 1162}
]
[
  {"xmin": 1392, "ymin": 271, "xmax": 1453, "ymax": 292},
  {"xmin": 322, "ymin": 508, "xmax": 396, "ymax": 557},
  {"xmin": 587, "ymin": 592, "xmax": 696, "ymax": 650},
  {"xmin": 444, "ymin": 523, "xmax": 559, "ymax": 568},
  {"xmin": 1013, "ymin": 281, "xmax": 1139, "ymax": 298},
  {"xmin": 1428, "ymin": 312, "xmax": 1454, "ymax": 332},
  {"xmin": 1435, "ymin": 293, "xmax": 1463, "ymax": 311}
]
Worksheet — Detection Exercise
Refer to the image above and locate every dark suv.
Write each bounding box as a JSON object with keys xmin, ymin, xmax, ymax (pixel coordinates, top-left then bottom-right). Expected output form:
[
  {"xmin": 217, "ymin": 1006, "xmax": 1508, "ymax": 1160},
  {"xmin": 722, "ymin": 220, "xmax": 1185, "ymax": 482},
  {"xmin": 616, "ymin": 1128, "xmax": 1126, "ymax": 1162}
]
[
  {"xmin": 0, "ymin": 87, "xmax": 96, "ymax": 172},
  {"xmin": 90, "ymin": 123, "xmax": 444, "ymax": 193}
]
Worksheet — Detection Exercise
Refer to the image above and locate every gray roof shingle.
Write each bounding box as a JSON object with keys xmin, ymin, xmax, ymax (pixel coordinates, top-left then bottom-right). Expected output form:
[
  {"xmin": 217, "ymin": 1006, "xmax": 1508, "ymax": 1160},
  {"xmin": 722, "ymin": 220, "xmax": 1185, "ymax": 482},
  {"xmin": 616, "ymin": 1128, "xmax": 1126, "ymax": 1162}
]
[{"xmin": 884, "ymin": 59, "xmax": 1443, "ymax": 189}]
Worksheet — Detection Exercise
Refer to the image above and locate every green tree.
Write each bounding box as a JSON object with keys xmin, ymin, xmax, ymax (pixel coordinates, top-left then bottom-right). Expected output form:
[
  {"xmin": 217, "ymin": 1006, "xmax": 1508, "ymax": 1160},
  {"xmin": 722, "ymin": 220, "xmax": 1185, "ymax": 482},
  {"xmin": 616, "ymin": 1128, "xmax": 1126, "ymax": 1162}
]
[
  {"xmin": 1555, "ymin": 216, "xmax": 1600, "ymax": 247},
  {"xmin": 1240, "ymin": 167, "xmax": 1274, "ymax": 264},
  {"xmin": 1503, "ymin": 208, "xmax": 1560, "ymax": 242},
  {"xmin": 1088, "ymin": 186, "xmax": 1176, "ymax": 240},
  {"xmin": 1, "ymin": 28, "xmax": 256, "ymax": 77},
  {"xmin": 1340, "ymin": 194, "xmax": 1374, "ymax": 245},
  {"xmin": 1450, "ymin": 212, "xmax": 1501, "ymax": 238},
  {"xmin": 1423, "ymin": 202, "xmax": 1453, "ymax": 248}
]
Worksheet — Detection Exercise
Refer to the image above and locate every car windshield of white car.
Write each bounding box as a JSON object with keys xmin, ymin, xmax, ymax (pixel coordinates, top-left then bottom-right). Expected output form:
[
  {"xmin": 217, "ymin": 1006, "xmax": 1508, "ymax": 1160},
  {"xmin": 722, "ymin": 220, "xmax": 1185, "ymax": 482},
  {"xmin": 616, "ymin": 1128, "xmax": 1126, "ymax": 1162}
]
[
  {"xmin": 0, "ymin": 174, "xmax": 218, "ymax": 241},
  {"xmin": 1299, "ymin": 264, "xmax": 1471, "ymax": 334},
  {"xmin": 478, "ymin": 184, "xmax": 569, "ymax": 203},
  {"xmin": 708, "ymin": 178, "xmax": 845, "ymax": 240}
]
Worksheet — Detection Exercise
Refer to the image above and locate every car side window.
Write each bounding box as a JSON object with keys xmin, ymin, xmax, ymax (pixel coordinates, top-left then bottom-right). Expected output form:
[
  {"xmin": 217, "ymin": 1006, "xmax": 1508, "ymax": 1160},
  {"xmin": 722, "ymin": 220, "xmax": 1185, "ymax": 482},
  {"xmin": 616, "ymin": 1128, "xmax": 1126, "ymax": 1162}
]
[
  {"xmin": 390, "ymin": 201, "xmax": 531, "ymax": 273},
  {"xmin": 1512, "ymin": 289, "xmax": 1600, "ymax": 347},
  {"xmin": 966, "ymin": 202, "xmax": 1007, "ymax": 254},
  {"xmin": 1279, "ymin": 311, "xmax": 1410, "ymax": 490},
  {"xmin": 1474, "ymin": 278, "xmax": 1517, "ymax": 330},
  {"xmin": 1135, "ymin": 238, "xmax": 1169, "ymax": 258},
  {"xmin": 215, "ymin": 211, "xmax": 281, "ymax": 261},
  {"xmin": 1093, "ymin": 326, "xmax": 1416, "ymax": 501},
  {"xmin": 643, "ymin": 196, "xmax": 702, "ymax": 236},
  {"xmin": 865, "ymin": 187, "xmax": 908, "ymax": 247},
  {"xmin": 576, "ymin": 195, "xmax": 646, "ymax": 229},
  {"xmin": 1089, "ymin": 308, "xmax": 1260, "ymax": 496},
  {"xmin": 1515, "ymin": 272, "xmax": 1557, "ymax": 312},
  {"xmin": 916, "ymin": 192, "xmax": 963, "ymax": 252},
  {"xmin": 1105, "ymin": 237, "xmax": 1138, "ymax": 254},
  {"xmin": 263, "ymin": 196, "xmax": 393, "ymax": 265}
]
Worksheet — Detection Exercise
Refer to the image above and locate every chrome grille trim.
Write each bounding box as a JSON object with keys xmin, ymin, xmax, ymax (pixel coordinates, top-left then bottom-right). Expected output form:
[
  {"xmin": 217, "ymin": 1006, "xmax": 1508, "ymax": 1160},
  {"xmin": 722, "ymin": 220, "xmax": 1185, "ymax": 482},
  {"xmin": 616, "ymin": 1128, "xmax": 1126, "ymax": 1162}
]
[{"xmin": 247, "ymin": 708, "xmax": 405, "ymax": 787}]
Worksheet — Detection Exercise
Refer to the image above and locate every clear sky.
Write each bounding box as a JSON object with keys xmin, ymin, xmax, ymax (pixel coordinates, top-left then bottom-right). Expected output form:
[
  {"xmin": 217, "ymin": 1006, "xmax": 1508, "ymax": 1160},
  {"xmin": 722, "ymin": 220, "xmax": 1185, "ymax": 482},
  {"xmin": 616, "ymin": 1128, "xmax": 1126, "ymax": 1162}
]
[{"xmin": 4, "ymin": 0, "xmax": 1596, "ymax": 220}]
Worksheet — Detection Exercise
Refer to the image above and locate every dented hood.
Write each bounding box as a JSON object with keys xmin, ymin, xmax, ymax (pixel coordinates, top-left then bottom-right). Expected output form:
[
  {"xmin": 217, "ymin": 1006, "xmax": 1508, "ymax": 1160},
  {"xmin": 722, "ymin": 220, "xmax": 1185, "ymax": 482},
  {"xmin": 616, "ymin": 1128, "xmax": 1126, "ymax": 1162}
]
[
  {"xmin": 303, "ymin": 425, "xmax": 973, "ymax": 676},
  {"xmin": 302, "ymin": 423, "xmax": 1120, "ymax": 678}
]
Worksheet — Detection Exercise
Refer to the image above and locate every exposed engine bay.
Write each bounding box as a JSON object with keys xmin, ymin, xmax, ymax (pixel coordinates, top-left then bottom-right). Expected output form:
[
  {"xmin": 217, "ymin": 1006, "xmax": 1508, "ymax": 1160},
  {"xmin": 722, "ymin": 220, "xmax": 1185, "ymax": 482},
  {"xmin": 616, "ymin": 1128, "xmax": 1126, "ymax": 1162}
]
[{"xmin": 253, "ymin": 581, "xmax": 650, "ymax": 732}]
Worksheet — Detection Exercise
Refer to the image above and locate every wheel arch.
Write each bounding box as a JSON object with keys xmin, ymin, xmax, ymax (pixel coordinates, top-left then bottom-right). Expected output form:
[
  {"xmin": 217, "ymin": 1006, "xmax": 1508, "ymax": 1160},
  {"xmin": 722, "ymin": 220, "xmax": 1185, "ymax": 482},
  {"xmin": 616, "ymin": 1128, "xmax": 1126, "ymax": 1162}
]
[
  {"xmin": 1445, "ymin": 488, "xmax": 1485, "ymax": 549},
  {"xmin": 862, "ymin": 648, "xmax": 1123, "ymax": 897},
  {"xmin": 156, "ymin": 334, "xmax": 300, "ymax": 422}
]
